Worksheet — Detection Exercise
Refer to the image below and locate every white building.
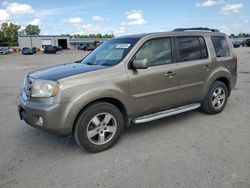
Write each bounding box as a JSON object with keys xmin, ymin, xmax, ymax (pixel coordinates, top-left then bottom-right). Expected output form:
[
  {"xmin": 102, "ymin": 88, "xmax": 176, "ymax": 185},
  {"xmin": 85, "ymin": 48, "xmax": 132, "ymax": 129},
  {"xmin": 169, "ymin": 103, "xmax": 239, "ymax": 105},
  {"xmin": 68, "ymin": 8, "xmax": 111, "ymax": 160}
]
[{"xmin": 18, "ymin": 35, "xmax": 109, "ymax": 49}]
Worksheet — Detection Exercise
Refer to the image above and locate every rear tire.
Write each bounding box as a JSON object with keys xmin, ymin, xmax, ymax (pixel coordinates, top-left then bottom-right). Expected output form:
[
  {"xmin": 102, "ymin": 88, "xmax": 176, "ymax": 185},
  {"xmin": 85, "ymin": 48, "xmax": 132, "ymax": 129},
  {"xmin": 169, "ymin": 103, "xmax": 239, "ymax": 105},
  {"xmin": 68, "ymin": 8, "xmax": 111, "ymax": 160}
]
[
  {"xmin": 74, "ymin": 102, "xmax": 124, "ymax": 153},
  {"xmin": 201, "ymin": 81, "xmax": 228, "ymax": 114}
]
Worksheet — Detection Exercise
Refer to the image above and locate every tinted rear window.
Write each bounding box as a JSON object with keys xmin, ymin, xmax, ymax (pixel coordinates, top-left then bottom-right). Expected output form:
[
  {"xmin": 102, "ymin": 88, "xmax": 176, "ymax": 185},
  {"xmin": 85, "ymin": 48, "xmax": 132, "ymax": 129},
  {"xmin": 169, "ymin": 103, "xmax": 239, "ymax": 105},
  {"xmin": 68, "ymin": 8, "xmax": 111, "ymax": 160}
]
[
  {"xmin": 211, "ymin": 36, "xmax": 230, "ymax": 57},
  {"xmin": 177, "ymin": 36, "xmax": 208, "ymax": 62}
]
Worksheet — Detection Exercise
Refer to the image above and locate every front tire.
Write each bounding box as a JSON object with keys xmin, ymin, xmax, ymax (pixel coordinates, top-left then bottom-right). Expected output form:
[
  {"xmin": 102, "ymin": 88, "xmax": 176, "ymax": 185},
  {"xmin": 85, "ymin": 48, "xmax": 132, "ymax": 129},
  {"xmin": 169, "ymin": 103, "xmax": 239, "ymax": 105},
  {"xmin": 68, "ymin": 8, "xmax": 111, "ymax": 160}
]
[
  {"xmin": 74, "ymin": 102, "xmax": 124, "ymax": 153},
  {"xmin": 201, "ymin": 81, "xmax": 228, "ymax": 114}
]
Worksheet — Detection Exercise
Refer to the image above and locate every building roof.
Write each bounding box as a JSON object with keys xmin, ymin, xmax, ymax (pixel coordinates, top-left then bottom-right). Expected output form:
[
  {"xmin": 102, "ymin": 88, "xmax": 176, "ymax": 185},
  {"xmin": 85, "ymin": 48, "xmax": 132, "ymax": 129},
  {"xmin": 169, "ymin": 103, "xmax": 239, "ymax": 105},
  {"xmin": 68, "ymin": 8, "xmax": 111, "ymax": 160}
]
[
  {"xmin": 69, "ymin": 38, "xmax": 109, "ymax": 43},
  {"xmin": 18, "ymin": 35, "xmax": 111, "ymax": 43},
  {"xmin": 18, "ymin": 35, "xmax": 70, "ymax": 38}
]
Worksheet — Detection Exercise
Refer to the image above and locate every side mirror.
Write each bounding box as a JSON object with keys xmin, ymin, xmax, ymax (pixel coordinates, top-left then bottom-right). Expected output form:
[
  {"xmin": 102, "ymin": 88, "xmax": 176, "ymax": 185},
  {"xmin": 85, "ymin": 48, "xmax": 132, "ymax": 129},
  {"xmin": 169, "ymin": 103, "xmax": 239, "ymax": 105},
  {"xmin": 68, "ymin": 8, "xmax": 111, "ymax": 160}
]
[{"xmin": 132, "ymin": 58, "xmax": 148, "ymax": 69}]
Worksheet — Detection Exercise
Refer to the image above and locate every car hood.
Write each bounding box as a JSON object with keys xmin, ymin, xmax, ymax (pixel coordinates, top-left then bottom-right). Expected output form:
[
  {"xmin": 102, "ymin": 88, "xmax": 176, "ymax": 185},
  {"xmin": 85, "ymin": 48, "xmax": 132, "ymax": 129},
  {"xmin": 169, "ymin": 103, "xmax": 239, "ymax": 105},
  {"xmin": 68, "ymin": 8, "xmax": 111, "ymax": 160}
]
[{"xmin": 29, "ymin": 62, "xmax": 108, "ymax": 81}]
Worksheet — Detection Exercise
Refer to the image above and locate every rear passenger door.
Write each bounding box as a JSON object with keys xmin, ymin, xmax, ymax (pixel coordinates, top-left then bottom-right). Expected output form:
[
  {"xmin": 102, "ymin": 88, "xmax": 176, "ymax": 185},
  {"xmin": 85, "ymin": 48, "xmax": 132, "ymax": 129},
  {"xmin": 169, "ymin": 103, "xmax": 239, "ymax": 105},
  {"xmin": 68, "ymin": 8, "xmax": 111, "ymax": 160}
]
[{"xmin": 175, "ymin": 36, "xmax": 213, "ymax": 106}]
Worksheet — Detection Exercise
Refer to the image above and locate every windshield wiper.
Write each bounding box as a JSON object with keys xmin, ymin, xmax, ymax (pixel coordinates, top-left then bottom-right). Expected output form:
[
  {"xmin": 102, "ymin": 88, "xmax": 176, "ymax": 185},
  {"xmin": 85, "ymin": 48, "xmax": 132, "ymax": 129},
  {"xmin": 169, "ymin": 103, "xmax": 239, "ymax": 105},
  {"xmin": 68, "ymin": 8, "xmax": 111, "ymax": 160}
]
[
  {"xmin": 84, "ymin": 62, "xmax": 95, "ymax": 65},
  {"xmin": 75, "ymin": 60, "xmax": 82, "ymax": 63},
  {"xmin": 84, "ymin": 62, "xmax": 112, "ymax": 66},
  {"xmin": 100, "ymin": 63, "xmax": 112, "ymax": 66}
]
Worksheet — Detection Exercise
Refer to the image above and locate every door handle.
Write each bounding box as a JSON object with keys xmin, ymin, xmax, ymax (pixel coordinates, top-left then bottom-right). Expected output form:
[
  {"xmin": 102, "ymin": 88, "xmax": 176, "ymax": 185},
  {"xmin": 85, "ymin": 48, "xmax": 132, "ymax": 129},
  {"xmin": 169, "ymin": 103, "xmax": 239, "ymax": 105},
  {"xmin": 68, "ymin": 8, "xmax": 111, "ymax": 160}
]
[
  {"xmin": 203, "ymin": 65, "xmax": 213, "ymax": 70},
  {"xmin": 164, "ymin": 71, "xmax": 176, "ymax": 78}
]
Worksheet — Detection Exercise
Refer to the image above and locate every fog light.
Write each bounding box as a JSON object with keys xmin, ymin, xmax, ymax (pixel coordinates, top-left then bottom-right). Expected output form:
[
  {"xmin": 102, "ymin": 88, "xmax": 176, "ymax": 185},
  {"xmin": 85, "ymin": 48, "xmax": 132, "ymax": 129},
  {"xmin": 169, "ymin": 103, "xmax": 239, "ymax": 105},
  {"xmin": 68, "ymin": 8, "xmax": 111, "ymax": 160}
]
[{"xmin": 37, "ymin": 116, "xmax": 44, "ymax": 126}]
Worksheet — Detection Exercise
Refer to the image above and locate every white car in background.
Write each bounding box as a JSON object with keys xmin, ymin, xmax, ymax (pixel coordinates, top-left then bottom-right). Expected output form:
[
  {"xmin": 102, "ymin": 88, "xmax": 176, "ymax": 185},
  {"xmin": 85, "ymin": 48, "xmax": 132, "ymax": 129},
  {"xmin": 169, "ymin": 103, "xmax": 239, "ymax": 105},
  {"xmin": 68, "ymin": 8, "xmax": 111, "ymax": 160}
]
[{"xmin": 0, "ymin": 47, "xmax": 11, "ymax": 55}]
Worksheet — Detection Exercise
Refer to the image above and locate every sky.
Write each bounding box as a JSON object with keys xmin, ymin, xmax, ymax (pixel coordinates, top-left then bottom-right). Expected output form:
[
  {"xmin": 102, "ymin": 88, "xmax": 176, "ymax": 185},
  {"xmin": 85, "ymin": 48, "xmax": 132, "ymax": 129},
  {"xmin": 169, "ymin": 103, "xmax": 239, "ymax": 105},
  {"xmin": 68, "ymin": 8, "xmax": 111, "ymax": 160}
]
[{"xmin": 0, "ymin": 0, "xmax": 249, "ymax": 36}]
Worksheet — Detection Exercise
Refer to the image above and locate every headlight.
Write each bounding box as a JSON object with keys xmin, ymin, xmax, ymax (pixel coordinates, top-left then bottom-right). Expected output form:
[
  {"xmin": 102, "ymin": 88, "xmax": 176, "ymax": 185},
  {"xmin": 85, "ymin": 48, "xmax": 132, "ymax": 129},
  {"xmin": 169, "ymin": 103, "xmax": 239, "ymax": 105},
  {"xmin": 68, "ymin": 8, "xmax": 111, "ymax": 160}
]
[
  {"xmin": 22, "ymin": 77, "xmax": 27, "ymax": 89},
  {"xmin": 31, "ymin": 79, "xmax": 59, "ymax": 98}
]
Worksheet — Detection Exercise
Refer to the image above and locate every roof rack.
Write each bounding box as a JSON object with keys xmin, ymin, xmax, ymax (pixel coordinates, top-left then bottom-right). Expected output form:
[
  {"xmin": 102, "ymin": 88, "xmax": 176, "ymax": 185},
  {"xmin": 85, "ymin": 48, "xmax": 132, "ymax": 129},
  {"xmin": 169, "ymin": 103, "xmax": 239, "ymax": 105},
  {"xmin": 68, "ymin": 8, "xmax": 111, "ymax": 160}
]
[{"xmin": 173, "ymin": 27, "xmax": 219, "ymax": 32}]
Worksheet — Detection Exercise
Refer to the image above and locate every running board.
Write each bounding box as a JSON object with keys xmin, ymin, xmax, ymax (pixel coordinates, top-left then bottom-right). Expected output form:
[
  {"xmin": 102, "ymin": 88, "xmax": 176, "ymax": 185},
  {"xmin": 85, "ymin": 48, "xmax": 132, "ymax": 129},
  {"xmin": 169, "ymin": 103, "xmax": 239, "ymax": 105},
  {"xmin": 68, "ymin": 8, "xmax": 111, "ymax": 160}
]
[{"xmin": 133, "ymin": 103, "xmax": 201, "ymax": 124}]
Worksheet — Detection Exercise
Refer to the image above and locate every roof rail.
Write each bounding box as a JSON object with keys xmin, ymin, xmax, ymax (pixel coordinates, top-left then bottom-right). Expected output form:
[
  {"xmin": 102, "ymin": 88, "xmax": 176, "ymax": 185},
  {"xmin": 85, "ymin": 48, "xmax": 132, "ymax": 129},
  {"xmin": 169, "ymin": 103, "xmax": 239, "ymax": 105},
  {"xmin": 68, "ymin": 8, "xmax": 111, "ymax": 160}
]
[{"xmin": 173, "ymin": 27, "xmax": 219, "ymax": 32}]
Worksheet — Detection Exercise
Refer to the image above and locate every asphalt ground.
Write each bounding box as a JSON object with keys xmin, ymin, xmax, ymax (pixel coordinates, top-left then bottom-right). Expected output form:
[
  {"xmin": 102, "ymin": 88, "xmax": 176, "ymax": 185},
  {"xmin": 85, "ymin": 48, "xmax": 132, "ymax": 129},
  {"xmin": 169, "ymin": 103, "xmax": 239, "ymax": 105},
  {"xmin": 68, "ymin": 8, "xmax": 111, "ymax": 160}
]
[{"xmin": 0, "ymin": 48, "xmax": 249, "ymax": 188}]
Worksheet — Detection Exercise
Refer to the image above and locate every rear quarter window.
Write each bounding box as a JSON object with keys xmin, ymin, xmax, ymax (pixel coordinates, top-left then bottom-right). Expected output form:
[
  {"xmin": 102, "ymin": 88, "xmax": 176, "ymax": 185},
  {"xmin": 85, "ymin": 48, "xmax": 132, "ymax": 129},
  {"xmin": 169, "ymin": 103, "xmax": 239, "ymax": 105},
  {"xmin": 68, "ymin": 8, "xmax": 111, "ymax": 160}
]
[{"xmin": 211, "ymin": 36, "xmax": 231, "ymax": 57}]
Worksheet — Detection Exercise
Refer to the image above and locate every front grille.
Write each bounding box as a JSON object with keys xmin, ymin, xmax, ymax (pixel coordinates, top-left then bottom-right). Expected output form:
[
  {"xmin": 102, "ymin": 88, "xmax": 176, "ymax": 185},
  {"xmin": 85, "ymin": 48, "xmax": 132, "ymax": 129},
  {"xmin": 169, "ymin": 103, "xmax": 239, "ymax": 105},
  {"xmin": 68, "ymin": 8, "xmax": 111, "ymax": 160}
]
[{"xmin": 23, "ymin": 76, "xmax": 33, "ymax": 98}]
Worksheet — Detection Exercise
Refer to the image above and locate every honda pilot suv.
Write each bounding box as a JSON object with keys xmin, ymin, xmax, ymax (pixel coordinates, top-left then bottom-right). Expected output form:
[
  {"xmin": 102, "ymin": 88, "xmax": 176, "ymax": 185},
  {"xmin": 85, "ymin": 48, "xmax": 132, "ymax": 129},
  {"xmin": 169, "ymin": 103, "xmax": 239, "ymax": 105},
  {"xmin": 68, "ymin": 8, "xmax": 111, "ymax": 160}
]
[{"xmin": 18, "ymin": 28, "xmax": 237, "ymax": 152}]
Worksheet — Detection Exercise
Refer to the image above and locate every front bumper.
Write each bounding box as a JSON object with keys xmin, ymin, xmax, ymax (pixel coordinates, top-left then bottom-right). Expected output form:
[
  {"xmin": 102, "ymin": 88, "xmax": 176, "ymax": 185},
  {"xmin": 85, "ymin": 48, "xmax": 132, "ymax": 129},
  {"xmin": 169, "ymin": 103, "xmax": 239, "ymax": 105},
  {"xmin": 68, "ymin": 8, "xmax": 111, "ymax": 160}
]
[{"xmin": 18, "ymin": 94, "xmax": 72, "ymax": 135}]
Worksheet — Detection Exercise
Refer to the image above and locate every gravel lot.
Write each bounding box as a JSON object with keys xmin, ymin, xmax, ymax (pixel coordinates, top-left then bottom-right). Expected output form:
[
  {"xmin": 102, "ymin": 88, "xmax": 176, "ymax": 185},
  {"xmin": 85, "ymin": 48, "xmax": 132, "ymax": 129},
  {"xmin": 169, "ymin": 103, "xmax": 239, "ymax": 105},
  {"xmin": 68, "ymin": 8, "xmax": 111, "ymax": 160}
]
[{"xmin": 0, "ymin": 49, "xmax": 250, "ymax": 188}]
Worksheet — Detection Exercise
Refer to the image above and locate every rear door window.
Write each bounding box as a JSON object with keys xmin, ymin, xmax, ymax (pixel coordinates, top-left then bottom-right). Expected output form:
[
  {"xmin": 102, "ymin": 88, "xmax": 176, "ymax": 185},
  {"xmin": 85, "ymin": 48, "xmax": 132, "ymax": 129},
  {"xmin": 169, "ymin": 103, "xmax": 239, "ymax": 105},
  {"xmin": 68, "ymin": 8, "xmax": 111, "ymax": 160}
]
[
  {"xmin": 177, "ymin": 36, "xmax": 208, "ymax": 62},
  {"xmin": 211, "ymin": 36, "xmax": 231, "ymax": 57}
]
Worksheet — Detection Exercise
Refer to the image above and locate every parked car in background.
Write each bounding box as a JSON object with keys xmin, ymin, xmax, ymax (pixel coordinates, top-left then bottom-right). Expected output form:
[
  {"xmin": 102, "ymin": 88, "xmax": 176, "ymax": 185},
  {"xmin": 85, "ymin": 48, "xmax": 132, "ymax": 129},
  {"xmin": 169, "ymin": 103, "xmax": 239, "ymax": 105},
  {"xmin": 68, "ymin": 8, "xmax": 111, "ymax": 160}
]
[
  {"xmin": 78, "ymin": 45, "xmax": 87, "ymax": 50},
  {"xmin": 0, "ymin": 47, "xmax": 11, "ymax": 55},
  {"xmin": 241, "ymin": 40, "xmax": 246, "ymax": 47},
  {"xmin": 86, "ymin": 45, "xmax": 95, "ymax": 51},
  {"xmin": 53, "ymin": 46, "xmax": 63, "ymax": 52},
  {"xmin": 78, "ymin": 45, "xmax": 95, "ymax": 51},
  {"xmin": 245, "ymin": 39, "xmax": 250, "ymax": 47},
  {"xmin": 232, "ymin": 41, "xmax": 241, "ymax": 48},
  {"xmin": 44, "ymin": 46, "xmax": 57, "ymax": 54},
  {"xmin": 57, "ymin": 46, "xmax": 63, "ymax": 51},
  {"xmin": 22, "ymin": 47, "xmax": 33, "ymax": 55},
  {"xmin": 32, "ymin": 47, "xmax": 37, "ymax": 54}
]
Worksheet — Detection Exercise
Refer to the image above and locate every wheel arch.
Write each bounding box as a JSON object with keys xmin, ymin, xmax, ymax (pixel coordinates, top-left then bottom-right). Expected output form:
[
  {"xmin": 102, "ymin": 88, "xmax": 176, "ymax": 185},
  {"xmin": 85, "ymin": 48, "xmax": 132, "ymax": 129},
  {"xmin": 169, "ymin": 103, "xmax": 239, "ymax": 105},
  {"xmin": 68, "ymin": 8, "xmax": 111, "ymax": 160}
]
[
  {"xmin": 72, "ymin": 97, "xmax": 129, "ymax": 133},
  {"xmin": 215, "ymin": 77, "xmax": 231, "ymax": 96},
  {"xmin": 202, "ymin": 68, "xmax": 232, "ymax": 100}
]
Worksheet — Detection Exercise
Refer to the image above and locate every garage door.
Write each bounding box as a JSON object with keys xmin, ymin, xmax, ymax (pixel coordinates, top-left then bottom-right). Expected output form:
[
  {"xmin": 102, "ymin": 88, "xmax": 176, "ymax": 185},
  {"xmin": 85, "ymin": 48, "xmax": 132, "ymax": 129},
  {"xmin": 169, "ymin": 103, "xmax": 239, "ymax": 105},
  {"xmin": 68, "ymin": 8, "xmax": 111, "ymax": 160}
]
[{"xmin": 42, "ymin": 39, "xmax": 52, "ymax": 46}]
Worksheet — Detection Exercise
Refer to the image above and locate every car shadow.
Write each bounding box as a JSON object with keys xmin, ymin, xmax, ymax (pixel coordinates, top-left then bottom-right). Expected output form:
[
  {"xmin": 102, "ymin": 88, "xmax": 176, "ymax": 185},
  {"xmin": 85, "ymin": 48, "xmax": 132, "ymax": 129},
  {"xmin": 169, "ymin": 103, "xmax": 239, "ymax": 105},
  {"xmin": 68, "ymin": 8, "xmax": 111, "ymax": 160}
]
[
  {"xmin": 17, "ymin": 124, "xmax": 79, "ymax": 152},
  {"xmin": 16, "ymin": 109, "xmax": 204, "ymax": 155}
]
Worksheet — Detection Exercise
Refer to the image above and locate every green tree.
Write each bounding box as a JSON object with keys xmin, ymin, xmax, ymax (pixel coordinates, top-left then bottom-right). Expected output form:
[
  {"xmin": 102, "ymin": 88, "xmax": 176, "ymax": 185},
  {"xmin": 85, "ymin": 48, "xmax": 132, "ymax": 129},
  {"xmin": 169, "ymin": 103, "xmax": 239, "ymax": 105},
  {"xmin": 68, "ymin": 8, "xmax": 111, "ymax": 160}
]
[
  {"xmin": 229, "ymin": 34, "xmax": 235, "ymax": 38},
  {"xmin": 1, "ymin": 22, "xmax": 20, "ymax": 46},
  {"xmin": 25, "ymin": 24, "xmax": 40, "ymax": 35},
  {"xmin": 62, "ymin": 34, "xmax": 71, "ymax": 37},
  {"xmin": 0, "ymin": 30, "xmax": 5, "ymax": 43}
]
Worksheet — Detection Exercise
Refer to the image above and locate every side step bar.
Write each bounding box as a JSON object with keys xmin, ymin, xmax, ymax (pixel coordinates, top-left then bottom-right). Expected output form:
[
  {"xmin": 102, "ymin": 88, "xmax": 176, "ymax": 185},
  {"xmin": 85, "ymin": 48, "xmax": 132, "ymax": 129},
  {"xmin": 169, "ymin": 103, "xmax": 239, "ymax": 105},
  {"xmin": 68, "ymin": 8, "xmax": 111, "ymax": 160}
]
[{"xmin": 133, "ymin": 103, "xmax": 201, "ymax": 124}]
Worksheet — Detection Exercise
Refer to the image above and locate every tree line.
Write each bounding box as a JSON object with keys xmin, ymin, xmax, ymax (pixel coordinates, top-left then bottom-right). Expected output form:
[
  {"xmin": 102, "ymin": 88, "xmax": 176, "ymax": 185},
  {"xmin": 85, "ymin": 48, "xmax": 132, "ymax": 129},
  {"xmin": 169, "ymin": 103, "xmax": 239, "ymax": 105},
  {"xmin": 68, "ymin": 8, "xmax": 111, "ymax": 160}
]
[
  {"xmin": 62, "ymin": 33, "xmax": 114, "ymax": 39},
  {"xmin": 229, "ymin": 33, "xmax": 250, "ymax": 38}
]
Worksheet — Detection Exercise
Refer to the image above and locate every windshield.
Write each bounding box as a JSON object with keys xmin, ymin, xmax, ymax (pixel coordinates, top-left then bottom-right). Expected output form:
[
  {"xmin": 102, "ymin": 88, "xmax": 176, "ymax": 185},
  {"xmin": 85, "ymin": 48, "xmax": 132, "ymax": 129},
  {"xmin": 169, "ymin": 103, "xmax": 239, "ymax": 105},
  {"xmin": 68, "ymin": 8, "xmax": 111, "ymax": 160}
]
[{"xmin": 81, "ymin": 38, "xmax": 139, "ymax": 66}]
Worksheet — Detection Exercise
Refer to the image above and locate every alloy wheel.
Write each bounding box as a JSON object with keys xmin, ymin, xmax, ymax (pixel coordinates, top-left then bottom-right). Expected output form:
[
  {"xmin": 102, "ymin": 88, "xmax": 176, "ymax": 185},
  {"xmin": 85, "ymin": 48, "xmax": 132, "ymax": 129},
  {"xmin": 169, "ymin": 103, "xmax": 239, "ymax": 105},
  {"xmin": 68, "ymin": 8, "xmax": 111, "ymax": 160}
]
[
  {"xmin": 212, "ymin": 87, "xmax": 226, "ymax": 109},
  {"xmin": 86, "ymin": 113, "xmax": 117, "ymax": 145}
]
